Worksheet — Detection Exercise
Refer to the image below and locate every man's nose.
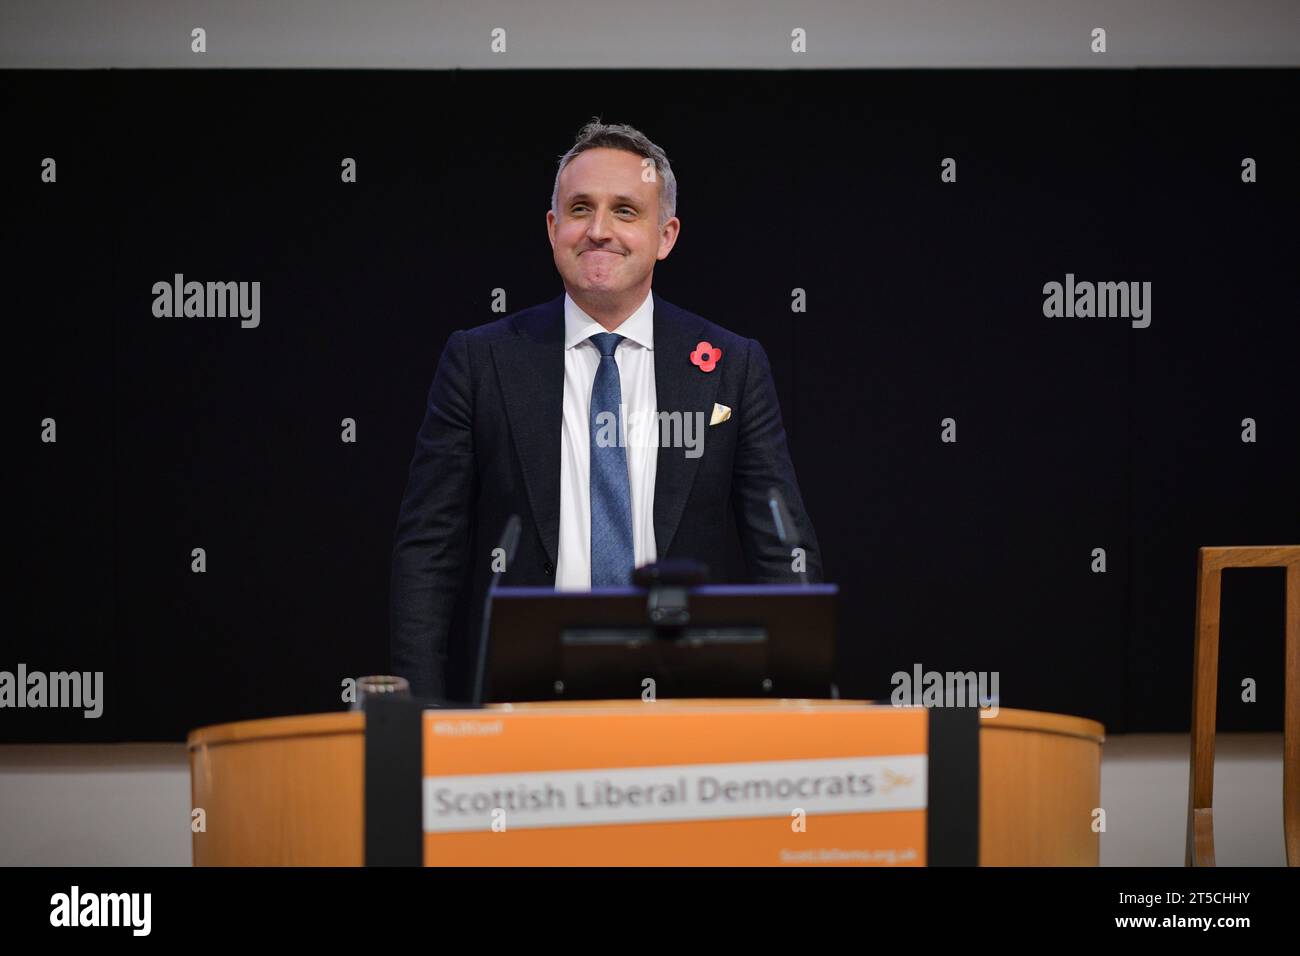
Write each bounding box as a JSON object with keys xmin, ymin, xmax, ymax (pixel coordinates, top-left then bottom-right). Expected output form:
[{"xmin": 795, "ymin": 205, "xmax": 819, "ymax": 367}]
[{"xmin": 586, "ymin": 207, "xmax": 614, "ymax": 241}]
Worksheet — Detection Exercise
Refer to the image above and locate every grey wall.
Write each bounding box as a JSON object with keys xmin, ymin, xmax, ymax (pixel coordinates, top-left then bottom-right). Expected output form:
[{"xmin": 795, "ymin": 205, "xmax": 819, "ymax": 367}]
[
  {"xmin": 1100, "ymin": 734, "xmax": 1285, "ymax": 866},
  {"xmin": 0, "ymin": 745, "xmax": 192, "ymax": 866},
  {"xmin": 1, "ymin": 0, "xmax": 1298, "ymax": 69}
]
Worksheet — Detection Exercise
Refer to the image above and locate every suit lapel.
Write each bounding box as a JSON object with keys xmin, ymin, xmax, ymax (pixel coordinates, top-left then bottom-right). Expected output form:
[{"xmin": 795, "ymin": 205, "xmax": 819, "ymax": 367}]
[
  {"xmin": 652, "ymin": 291, "xmax": 722, "ymax": 558},
  {"xmin": 490, "ymin": 295, "xmax": 565, "ymax": 568}
]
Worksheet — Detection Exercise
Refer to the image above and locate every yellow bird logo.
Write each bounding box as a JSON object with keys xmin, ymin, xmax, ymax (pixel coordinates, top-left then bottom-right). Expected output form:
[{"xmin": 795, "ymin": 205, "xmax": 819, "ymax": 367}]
[{"xmin": 882, "ymin": 768, "xmax": 914, "ymax": 793}]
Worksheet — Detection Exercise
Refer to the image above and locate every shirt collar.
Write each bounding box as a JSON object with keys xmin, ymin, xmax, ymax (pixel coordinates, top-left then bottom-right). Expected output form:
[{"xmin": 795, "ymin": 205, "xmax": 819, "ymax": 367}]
[{"xmin": 563, "ymin": 289, "xmax": 655, "ymax": 351}]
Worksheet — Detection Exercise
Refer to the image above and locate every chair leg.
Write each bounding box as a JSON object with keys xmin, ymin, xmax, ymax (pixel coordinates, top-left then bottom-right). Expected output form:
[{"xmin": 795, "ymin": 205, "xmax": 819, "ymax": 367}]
[
  {"xmin": 1285, "ymin": 565, "xmax": 1299, "ymax": 866},
  {"xmin": 1186, "ymin": 552, "xmax": 1220, "ymax": 867}
]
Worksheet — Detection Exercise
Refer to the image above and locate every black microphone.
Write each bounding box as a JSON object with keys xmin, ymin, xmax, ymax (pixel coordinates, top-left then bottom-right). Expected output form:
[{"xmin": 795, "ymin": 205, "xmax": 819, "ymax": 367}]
[
  {"xmin": 471, "ymin": 514, "xmax": 522, "ymax": 706},
  {"xmin": 767, "ymin": 487, "xmax": 808, "ymax": 588},
  {"xmin": 769, "ymin": 487, "xmax": 832, "ymax": 696}
]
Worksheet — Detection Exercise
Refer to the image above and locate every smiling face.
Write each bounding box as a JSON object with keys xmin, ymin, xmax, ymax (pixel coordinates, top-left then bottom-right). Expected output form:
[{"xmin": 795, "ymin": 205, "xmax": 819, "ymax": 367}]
[{"xmin": 546, "ymin": 147, "xmax": 680, "ymax": 325}]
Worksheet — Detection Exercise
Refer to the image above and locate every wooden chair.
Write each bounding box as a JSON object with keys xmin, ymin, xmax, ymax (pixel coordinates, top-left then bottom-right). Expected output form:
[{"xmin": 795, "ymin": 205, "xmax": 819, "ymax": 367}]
[{"xmin": 1186, "ymin": 545, "xmax": 1300, "ymax": 866}]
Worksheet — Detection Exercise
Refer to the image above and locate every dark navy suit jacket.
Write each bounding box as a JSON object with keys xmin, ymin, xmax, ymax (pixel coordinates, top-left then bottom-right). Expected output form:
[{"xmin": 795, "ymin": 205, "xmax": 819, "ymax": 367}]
[{"xmin": 389, "ymin": 290, "xmax": 823, "ymax": 699}]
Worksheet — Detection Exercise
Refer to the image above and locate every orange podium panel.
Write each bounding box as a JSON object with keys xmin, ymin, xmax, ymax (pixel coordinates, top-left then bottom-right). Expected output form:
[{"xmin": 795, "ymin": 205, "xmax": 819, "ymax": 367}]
[{"xmin": 422, "ymin": 700, "xmax": 929, "ymax": 866}]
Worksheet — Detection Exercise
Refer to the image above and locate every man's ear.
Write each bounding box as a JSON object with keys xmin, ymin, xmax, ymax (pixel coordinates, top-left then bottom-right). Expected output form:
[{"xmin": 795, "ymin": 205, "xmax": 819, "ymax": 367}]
[
  {"xmin": 546, "ymin": 209, "xmax": 557, "ymax": 250},
  {"xmin": 657, "ymin": 217, "xmax": 681, "ymax": 261}
]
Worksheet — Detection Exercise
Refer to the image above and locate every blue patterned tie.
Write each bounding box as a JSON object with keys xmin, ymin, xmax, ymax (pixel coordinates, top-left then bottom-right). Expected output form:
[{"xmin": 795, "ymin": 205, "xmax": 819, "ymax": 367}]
[{"xmin": 588, "ymin": 332, "xmax": 634, "ymax": 587}]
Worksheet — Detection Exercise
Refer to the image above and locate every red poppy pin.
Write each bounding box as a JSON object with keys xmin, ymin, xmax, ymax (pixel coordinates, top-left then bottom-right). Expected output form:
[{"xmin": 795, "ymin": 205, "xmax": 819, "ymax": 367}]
[{"xmin": 690, "ymin": 341, "xmax": 722, "ymax": 373}]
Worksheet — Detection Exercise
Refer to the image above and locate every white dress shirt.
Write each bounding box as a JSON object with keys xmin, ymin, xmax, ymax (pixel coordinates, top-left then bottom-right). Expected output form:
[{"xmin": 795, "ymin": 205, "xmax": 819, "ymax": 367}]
[{"xmin": 555, "ymin": 290, "xmax": 659, "ymax": 590}]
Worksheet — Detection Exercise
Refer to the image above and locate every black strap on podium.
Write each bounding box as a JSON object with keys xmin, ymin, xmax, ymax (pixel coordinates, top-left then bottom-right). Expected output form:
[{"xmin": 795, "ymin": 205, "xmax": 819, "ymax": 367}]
[
  {"xmin": 926, "ymin": 706, "xmax": 981, "ymax": 866},
  {"xmin": 364, "ymin": 695, "xmax": 425, "ymax": 866}
]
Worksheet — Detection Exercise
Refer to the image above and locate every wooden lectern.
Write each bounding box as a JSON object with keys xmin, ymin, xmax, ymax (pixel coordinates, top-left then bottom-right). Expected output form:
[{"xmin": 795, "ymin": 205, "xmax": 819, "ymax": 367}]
[{"xmin": 188, "ymin": 701, "xmax": 1103, "ymax": 866}]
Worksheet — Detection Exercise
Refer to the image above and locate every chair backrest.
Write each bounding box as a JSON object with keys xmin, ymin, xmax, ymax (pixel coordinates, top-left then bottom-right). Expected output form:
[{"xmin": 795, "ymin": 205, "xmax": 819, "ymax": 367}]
[{"xmin": 1186, "ymin": 545, "xmax": 1299, "ymax": 866}]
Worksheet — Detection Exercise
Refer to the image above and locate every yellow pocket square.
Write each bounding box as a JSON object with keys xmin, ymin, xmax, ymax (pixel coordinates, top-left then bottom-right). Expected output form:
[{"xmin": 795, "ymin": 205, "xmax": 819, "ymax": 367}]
[{"xmin": 710, "ymin": 403, "xmax": 732, "ymax": 426}]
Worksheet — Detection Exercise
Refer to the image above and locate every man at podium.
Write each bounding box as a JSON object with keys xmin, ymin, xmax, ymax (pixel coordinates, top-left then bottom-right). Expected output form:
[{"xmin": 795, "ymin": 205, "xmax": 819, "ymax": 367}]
[{"xmin": 389, "ymin": 119, "xmax": 822, "ymax": 700}]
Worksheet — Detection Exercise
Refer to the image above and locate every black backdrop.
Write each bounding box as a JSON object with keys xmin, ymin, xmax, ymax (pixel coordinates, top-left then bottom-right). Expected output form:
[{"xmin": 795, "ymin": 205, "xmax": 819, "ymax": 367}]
[{"xmin": 5, "ymin": 69, "xmax": 1297, "ymax": 743}]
